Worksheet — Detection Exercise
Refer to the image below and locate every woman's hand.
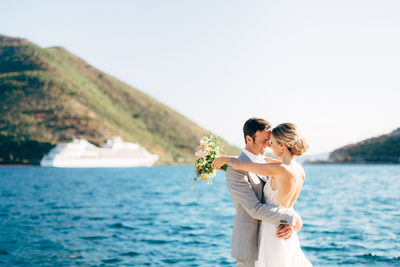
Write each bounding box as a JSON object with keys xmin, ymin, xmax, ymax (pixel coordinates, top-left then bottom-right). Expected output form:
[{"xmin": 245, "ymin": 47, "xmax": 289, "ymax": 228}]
[
  {"xmin": 212, "ymin": 156, "xmax": 240, "ymax": 170},
  {"xmin": 211, "ymin": 156, "xmax": 227, "ymax": 170}
]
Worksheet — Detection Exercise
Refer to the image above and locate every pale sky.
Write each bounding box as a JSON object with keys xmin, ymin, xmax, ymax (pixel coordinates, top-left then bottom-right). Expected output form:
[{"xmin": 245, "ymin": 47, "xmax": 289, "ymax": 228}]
[{"xmin": 1, "ymin": 0, "xmax": 400, "ymax": 154}]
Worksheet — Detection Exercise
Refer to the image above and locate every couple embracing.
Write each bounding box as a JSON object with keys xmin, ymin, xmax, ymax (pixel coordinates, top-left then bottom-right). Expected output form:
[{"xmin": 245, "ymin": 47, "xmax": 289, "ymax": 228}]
[{"xmin": 211, "ymin": 118, "xmax": 312, "ymax": 267}]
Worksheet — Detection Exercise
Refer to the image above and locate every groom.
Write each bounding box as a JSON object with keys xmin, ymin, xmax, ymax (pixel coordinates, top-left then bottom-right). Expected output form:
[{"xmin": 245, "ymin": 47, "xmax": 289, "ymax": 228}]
[{"xmin": 226, "ymin": 117, "xmax": 302, "ymax": 267}]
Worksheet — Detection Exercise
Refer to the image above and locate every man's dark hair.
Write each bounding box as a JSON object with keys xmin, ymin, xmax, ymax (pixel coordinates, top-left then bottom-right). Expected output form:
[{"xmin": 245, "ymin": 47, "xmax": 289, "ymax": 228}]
[{"xmin": 243, "ymin": 117, "xmax": 271, "ymax": 144}]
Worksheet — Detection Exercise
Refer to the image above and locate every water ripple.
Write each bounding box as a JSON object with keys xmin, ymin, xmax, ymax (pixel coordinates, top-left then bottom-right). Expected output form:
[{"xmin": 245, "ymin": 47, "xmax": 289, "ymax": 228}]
[
  {"xmin": 0, "ymin": 165, "xmax": 399, "ymax": 266},
  {"xmin": 108, "ymin": 222, "xmax": 135, "ymax": 230},
  {"xmin": 120, "ymin": 251, "xmax": 140, "ymax": 257}
]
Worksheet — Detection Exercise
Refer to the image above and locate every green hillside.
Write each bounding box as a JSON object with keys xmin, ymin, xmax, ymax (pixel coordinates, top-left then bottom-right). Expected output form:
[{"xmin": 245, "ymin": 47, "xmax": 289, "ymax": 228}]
[
  {"xmin": 0, "ymin": 35, "xmax": 240, "ymax": 165},
  {"xmin": 329, "ymin": 128, "xmax": 400, "ymax": 163}
]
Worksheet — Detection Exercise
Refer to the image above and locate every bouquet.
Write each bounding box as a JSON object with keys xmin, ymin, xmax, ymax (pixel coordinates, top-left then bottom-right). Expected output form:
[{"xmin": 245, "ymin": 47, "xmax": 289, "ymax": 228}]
[{"xmin": 192, "ymin": 133, "xmax": 227, "ymax": 189}]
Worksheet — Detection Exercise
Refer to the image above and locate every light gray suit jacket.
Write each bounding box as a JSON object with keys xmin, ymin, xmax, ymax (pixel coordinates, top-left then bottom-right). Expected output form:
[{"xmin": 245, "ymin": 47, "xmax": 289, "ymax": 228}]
[{"xmin": 226, "ymin": 152, "xmax": 297, "ymax": 261}]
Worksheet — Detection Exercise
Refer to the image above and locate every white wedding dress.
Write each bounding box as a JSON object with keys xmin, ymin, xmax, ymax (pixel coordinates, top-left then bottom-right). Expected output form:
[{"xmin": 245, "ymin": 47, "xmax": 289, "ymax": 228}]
[{"xmin": 255, "ymin": 178, "xmax": 312, "ymax": 267}]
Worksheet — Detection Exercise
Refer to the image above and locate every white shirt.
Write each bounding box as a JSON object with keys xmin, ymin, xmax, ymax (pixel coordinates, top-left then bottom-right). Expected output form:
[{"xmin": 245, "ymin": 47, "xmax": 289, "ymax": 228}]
[{"xmin": 243, "ymin": 149, "xmax": 268, "ymax": 182}]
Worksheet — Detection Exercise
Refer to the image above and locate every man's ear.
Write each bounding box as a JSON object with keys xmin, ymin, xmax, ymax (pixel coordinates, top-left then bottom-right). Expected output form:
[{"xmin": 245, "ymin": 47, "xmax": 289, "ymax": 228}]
[{"xmin": 245, "ymin": 135, "xmax": 253, "ymax": 144}]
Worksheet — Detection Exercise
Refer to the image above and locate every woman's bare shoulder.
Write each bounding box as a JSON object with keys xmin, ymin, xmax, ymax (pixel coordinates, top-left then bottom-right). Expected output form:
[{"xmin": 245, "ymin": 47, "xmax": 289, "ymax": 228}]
[
  {"xmin": 282, "ymin": 162, "xmax": 305, "ymax": 182},
  {"xmin": 294, "ymin": 162, "xmax": 306, "ymax": 180}
]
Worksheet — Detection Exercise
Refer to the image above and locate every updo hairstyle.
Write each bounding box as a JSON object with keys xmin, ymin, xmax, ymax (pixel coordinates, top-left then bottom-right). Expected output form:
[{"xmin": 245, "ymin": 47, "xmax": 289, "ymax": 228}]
[{"xmin": 271, "ymin": 123, "xmax": 309, "ymax": 156}]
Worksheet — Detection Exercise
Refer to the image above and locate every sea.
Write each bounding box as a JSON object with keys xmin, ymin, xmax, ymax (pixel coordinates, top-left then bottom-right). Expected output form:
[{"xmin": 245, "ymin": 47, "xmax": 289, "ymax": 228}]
[{"xmin": 0, "ymin": 164, "xmax": 399, "ymax": 266}]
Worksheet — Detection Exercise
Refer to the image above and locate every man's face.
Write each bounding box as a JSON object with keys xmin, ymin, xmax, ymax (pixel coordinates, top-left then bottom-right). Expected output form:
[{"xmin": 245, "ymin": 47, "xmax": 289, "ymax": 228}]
[{"xmin": 247, "ymin": 130, "xmax": 271, "ymax": 155}]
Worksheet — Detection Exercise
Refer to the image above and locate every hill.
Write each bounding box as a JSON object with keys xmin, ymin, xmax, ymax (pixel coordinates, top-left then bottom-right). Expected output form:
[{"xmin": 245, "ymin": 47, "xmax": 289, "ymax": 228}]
[
  {"xmin": 329, "ymin": 128, "xmax": 400, "ymax": 163},
  {"xmin": 0, "ymin": 34, "xmax": 240, "ymax": 165}
]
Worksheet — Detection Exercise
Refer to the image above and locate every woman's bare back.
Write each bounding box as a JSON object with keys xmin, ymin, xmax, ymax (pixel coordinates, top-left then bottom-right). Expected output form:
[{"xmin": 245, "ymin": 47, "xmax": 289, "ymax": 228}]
[{"xmin": 270, "ymin": 162, "xmax": 305, "ymax": 208}]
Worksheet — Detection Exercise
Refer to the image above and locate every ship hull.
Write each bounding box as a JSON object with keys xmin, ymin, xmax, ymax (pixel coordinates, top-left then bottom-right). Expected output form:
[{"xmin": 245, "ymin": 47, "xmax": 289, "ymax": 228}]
[
  {"xmin": 40, "ymin": 138, "xmax": 159, "ymax": 168},
  {"xmin": 40, "ymin": 156, "xmax": 159, "ymax": 168}
]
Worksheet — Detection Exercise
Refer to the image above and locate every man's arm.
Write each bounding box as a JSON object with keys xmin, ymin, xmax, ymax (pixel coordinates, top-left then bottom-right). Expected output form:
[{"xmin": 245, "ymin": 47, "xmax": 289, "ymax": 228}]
[{"xmin": 226, "ymin": 167, "xmax": 297, "ymax": 225}]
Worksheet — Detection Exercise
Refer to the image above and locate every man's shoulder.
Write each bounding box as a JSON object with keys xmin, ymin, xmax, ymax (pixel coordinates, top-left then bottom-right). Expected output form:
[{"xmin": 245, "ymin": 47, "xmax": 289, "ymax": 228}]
[
  {"xmin": 237, "ymin": 151, "xmax": 249, "ymax": 161},
  {"xmin": 226, "ymin": 166, "xmax": 248, "ymax": 177},
  {"xmin": 226, "ymin": 152, "xmax": 252, "ymax": 178}
]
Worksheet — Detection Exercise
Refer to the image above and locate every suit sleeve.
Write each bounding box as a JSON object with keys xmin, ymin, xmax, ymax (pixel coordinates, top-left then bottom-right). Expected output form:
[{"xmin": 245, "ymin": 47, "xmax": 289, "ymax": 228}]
[{"xmin": 226, "ymin": 167, "xmax": 297, "ymax": 225}]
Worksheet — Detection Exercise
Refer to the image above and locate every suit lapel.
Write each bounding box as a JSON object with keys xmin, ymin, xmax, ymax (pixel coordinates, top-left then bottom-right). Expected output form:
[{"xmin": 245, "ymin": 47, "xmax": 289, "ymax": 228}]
[
  {"xmin": 239, "ymin": 152, "xmax": 266, "ymax": 202},
  {"xmin": 239, "ymin": 152, "xmax": 263, "ymax": 185}
]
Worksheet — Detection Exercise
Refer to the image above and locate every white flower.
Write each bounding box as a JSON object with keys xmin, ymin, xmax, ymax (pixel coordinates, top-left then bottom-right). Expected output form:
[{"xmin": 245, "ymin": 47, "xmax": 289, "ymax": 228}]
[
  {"xmin": 193, "ymin": 133, "xmax": 224, "ymax": 187},
  {"xmin": 205, "ymin": 172, "xmax": 216, "ymax": 179},
  {"xmin": 195, "ymin": 149, "xmax": 208, "ymax": 158}
]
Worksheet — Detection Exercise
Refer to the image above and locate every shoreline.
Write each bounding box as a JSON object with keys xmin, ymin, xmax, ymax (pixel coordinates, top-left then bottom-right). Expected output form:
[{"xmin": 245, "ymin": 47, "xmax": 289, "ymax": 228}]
[
  {"xmin": 0, "ymin": 164, "xmax": 35, "ymax": 167},
  {"xmin": 305, "ymin": 161, "xmax": 400, "ymax": 165}
]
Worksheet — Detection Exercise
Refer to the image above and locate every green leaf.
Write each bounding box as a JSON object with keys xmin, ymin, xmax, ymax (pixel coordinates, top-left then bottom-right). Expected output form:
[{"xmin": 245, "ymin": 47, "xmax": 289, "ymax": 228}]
[{"xmin": 221, "ymin": 164, "xmax": 228, "ymax": 171}]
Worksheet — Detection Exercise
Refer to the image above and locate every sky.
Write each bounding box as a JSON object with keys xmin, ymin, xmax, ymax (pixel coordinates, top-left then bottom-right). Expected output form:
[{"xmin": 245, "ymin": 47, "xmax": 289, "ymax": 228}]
[{"xmin": 1, "ymin": 0, "xmax": 400, "ymax": 154}]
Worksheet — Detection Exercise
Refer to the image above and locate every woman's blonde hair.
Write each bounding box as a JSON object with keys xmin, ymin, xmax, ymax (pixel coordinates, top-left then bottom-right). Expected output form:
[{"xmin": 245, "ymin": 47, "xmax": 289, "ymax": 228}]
[{"xmin": 272, "ymin": 123, "xmax": 309, "ymax": 156}]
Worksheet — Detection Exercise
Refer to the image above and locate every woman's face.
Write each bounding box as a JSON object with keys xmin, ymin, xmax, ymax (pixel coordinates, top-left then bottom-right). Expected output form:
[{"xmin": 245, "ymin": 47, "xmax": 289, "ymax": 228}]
[{"xmin": 270, "ymin": 134, "xmax": 283, "ymax": 157}]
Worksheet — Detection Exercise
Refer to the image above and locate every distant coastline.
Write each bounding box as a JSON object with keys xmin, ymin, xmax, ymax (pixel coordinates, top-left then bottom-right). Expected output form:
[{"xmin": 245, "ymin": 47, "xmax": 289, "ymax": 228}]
[
  {"xmin": 304, "ymin": 161, "xmax": 400, "ymax": 165},
  {"xmin": 0, "ymin": 164, "xmax": 34, "ymax": 167},
  {"xmin": 304, "ymin": 128, "xmax": 400, "ymax": 165}
]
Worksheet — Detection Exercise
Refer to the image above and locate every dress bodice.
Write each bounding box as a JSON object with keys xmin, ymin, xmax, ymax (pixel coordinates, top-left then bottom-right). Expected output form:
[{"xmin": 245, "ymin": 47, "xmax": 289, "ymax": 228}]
[
  {"xmin": 263, "ymin": 178, "xmax": 280, "ymax": 206},
  {"xmin": 257, "ymin": 175, "xmax": 313, "ymax": 267}
]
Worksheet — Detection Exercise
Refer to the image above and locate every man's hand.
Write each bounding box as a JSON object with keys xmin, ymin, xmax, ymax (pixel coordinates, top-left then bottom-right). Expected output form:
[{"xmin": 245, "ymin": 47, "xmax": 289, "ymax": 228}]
[
  {"xmin": 276, "ymin": 224, "xmax": 294, "ymax": 240},
  {"xmin": 276, "ymin": 216, "xmax": 302, "ymax": 240},
  {"xmin": 294, "ymin": 216, "xmax": 303, "ymax": 232}
]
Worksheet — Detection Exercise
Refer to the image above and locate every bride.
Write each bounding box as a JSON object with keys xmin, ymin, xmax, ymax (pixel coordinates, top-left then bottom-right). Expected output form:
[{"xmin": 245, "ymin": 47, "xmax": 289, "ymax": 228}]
[{"xmin": 212, "ymin": 123, "xmax": 312, "ymax": 267}]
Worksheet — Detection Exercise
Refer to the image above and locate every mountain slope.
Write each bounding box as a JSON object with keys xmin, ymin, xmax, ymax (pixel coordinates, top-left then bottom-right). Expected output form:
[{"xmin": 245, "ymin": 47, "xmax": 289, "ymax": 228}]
[
  {"xmin": 0, "ymin": 35, "xmax": 240, "ymax": 164},
  {"xmin": 329, "ymin": 128, "xmax": 400, "ymax": 163}
]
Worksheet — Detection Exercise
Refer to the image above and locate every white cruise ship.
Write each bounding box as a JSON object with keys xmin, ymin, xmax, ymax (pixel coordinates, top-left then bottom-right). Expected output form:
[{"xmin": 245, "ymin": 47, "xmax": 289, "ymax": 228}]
[{"xmin": 40, "ymin": 137, "xmax": 159, "ymax": 168}]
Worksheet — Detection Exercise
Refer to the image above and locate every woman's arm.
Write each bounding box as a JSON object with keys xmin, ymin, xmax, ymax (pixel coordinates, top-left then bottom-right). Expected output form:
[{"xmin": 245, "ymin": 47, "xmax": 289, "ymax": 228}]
[
  {"xmin": 212, "ymin": 156, "xmax": 284, "ymax": 177},
  {"xmin": 264, "ymin": 156, "xmax": 282, "ymax": 163}
]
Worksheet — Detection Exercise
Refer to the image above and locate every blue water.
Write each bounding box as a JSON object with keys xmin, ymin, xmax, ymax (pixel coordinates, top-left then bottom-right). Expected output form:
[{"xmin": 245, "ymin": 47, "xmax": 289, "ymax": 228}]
[{"xmin": 0, "ymin": 165, "xmax": 399, "ymax": 266}]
